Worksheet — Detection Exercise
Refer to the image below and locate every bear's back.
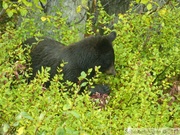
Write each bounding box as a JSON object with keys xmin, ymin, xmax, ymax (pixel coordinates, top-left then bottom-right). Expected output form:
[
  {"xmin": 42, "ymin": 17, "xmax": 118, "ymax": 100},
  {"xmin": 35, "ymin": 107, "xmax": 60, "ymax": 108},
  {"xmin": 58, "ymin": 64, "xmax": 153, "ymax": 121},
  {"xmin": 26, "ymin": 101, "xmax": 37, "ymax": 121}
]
[
  {"xmin": 23, "ymin": 32, "xmax": 116, "ymax": 90},
  {"xmin": 23, "ymin": 37, "xmax": 66, "ymax": 80}
]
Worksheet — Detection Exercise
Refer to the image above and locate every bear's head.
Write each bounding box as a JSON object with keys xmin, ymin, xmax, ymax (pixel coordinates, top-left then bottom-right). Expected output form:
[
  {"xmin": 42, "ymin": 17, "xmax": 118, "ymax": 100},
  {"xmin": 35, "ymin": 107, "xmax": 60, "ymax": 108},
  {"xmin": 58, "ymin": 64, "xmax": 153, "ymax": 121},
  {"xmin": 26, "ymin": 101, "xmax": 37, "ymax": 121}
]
[
  {"xmin": 94, "ymin": 31, "xmax": 116, "ymax": 75},
  {"xmin": 59, "ymin": 31, "xmax": 117, "ymax": 83}
]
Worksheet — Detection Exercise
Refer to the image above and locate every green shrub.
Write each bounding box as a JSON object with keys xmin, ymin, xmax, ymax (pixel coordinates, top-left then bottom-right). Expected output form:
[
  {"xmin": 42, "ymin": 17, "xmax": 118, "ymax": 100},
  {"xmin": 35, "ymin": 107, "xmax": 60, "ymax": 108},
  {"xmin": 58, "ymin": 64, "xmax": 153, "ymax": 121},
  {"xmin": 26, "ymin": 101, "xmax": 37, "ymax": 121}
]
[{"xmin": 0, "ymin": 1, "xmax": 179, "ymax": 134}]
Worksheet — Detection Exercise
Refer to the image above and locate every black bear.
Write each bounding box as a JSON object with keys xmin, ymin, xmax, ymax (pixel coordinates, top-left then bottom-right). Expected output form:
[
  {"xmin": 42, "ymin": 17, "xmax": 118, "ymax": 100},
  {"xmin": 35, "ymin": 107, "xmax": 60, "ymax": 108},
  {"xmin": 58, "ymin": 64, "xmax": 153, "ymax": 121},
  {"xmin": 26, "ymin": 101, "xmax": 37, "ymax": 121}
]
[{"xmin": 23, "ymin": 32, "xmax": 116, "ymax": 95}]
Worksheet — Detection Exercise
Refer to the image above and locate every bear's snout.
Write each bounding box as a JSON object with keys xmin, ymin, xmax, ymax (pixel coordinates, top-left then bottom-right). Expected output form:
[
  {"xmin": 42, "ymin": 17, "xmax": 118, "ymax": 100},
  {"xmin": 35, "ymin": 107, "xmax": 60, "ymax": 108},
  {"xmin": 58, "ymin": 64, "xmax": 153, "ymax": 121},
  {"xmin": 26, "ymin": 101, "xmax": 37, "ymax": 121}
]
[{"xmin": 105, "ymin": 65, "xmax": 116, "ymax": 76}]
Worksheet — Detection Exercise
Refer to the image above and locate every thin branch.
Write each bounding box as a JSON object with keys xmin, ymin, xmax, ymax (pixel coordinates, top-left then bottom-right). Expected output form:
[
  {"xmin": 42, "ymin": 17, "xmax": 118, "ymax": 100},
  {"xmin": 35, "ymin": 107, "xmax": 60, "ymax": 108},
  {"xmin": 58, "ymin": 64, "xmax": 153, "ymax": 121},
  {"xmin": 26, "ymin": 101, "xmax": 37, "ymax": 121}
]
[
  {"xmin": 0, "ymin": 8, "xmax": 6, "ymax": 18},
  {"xmin": 148, "ymin": 0, "xmax": 171, "ymax": 15}
]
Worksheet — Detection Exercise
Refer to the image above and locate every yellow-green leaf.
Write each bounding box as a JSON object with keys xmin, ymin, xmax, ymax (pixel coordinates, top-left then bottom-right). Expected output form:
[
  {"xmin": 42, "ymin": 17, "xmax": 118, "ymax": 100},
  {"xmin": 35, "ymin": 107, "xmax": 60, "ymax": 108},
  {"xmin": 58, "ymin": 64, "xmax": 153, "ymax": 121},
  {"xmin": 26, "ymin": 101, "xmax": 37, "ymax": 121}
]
[
  {"xmin": 76, "ymin": 5, "xmax": 82, "ymax": 13},
  {"xmin": 142, "ymin": 15, "xmax": 151, "ymax": 26},
  {"xmin": 2, "ymin": 2, "xmax": 8, "ymax": 9},
  {"xmin": 22, "ymin": 0, "xmax": 32, "ymax": 7},
  {"xmin": 158, "ymin": 9, "xmax": 167, "ymax": 16},
  {"xmin": 17, "ymin": 127, "xmax": 25, "ymax": 135},
  {"xmin": 19, "ymin": 8, "xmax": 28, "ymax": 16},
  {"xmin": 81, "ymin": 82, "xmax": 88, "ymax": 87},
  {"xmin": 141, "ymin": 0, "xmax": 148, "ymax": 4},
  {"xmin": 118, "ymin": 13, "xmax": 124, "ymax": 19},
  {"xmin": 3, "ymin": 124, "xmax": 10, "ymax": 133},
  {"xmin": 41, "ymin": 16, "xmax": 47, "ymax": 22},
  {"xmin": 63, "ymin": 100, "xmax": 72, "ymax": 110},
  {"xmin": 136, "ymin": 0, "xmax": 141, "ymax": 3},
  {"xmin": 69, "ymin": 111, "xmax": 81, "ymax": 119},
  {"xmin": 47, "ymin": 17, "xmax": 51, "ymax": 23},
  {"xmin": 147, "ymin": 3, "xmax": 152, "ymax": 10},
  {"xmin": 6, "ymin": 9, "xmax": 14, "ymax": 17},
  {"xmin": 39, "ymin": 113, "xmax": 45, "ymax": 121},
  {"xmin": 80, "ymin": 71, "xmax": 87, "ymax": 78}
]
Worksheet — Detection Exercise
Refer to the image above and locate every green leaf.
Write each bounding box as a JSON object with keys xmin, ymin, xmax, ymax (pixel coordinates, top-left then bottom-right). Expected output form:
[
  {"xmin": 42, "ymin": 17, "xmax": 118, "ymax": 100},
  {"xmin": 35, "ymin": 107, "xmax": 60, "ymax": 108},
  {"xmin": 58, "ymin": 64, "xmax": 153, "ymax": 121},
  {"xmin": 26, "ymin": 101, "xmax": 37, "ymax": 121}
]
[
  {"xmin": 13, "ymin": 122, "xmax": 19, "ymax": 127},
  {"xmin": 80, "ymin": 132, "xmax": 89, "ymax": 135},
  {"xmin": 16, "ymin": 112, "xmax": 33, "ymax": 121},
  {"xmin": 63, "ymin": 104, "xmax": 71, "ymax": 110},
  {"xmin": 69, "ymin": 111, "xmax": 81, "ymax": 119},
  {"xmin": 81, "ymin": 71, "xmax": 87, "ymax": 78},
  {"xmin": 56, "ymin": 127, "xmax": 65, "ymax": 135},
  {"xmin": 17, "ymin": 127, "xmax": 25, "ymax": 135},
  {"xmin": 39, "ymin": 113, "xmax": 46, "ymax": 121},
  {"xmin": 22, "ymin": 112, "xmax": 33, "ymax": 120},
  {"xmin": 136, "ymin": 0, "xmax": 141, "ymax": 3},
  {"xmin": 76, "ymin": 5, "xmax": 82, "ymax": 13},
  {"xmin": 6, "ymin": 9, "xmax": 14, "ymax": 17},
  {"xmin": 147, "ymin": 3, "xmax": 152, "ymax": 10},
  {"xmin": 63, "ymin": 100, "xmax": 72, "ymax": 110},
  {"xmin": 87, "ymin": 68, "xmax": 93, "ymax": 74},
  {"xmin": 19, "ymin": 8, "xmax": 28, "ymax": 16},
  {"xmin": 80, "ymin": 82, "xmax": 88, "ymax": 87},
  {"xmin": 3, "ymin": 123, "xmax": 10, "ymax": 133},
  {"xmin": 22, "ymin": 0, "xmax": 32, "ymax": 7},
  {"xmin": 2, "ymin": 2, "xmax": 8, "ymax": 9},
  {"xmin": 141, "ymin": 0, "xmax": 148, "ymax": 4}
]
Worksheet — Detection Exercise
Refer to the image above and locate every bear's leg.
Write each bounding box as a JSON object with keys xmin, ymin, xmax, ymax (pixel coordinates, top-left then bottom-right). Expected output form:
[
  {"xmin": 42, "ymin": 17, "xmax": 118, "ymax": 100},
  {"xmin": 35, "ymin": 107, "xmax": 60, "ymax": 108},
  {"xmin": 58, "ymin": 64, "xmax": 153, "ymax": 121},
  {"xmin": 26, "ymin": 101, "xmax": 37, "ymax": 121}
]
[{"xmin": 89, "ymin": 84, "xmax": 110, "ymax": 96}]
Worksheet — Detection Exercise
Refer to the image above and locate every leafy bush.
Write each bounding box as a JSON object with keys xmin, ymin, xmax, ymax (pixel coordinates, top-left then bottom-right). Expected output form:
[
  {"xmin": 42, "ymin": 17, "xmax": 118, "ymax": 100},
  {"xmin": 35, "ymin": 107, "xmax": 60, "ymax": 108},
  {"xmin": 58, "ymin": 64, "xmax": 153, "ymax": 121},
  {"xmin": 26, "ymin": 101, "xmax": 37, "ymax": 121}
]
[{"xmin": 0, "ymin": 1, "xmax": 180, "ymax": 134}]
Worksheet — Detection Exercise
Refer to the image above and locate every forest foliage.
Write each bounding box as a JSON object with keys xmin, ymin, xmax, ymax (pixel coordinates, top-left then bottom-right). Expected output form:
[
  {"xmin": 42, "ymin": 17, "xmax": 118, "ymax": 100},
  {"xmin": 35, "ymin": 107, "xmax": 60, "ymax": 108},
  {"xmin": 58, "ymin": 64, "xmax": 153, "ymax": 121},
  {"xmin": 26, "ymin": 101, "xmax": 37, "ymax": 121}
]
[{"xmin": 0, "ymin": 0, "xmax": 180, "ymax": 134}]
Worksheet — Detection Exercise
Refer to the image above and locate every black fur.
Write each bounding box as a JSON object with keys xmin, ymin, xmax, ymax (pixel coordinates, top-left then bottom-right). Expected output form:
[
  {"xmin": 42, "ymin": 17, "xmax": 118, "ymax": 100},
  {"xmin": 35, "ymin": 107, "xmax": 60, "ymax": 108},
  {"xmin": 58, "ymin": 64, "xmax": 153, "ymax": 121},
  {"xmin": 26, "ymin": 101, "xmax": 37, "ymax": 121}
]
[{"xmin": 23, "ymin": 32, "xmax": 116, "ymax": 94}]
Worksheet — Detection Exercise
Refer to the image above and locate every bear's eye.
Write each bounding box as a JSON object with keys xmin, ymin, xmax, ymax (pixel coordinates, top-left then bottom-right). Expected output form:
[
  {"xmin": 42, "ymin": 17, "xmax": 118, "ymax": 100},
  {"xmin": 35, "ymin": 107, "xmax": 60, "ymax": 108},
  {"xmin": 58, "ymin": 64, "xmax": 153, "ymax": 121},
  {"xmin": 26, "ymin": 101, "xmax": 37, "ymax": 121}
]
[
  {"xmin": 101, "ymin": 52, "xmax": 114, "ymax": 70},
  {"xmin": 104, "ymin": 59, "xmax": 112, "ymax": 66}
]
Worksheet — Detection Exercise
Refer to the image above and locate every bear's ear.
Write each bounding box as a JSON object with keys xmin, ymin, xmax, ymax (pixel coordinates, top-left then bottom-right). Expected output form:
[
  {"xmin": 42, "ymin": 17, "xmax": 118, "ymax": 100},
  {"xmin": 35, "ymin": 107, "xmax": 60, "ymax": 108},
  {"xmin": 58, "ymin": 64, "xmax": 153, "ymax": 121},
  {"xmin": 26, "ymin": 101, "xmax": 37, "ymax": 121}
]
[
  {"xmin": 95, "ymin": 32, "xmax": 116, "ymax": 52},
  {"xmin": 106, "ymin": 31, "xmax": 116, "ymax": 43}
]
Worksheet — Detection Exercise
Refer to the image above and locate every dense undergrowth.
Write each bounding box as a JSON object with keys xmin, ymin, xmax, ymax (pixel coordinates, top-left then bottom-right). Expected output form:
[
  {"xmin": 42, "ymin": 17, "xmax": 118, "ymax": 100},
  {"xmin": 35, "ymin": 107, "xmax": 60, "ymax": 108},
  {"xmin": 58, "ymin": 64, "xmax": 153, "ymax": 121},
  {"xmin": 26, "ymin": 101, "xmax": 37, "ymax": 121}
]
[{"xmin": 0, "ymin": 1, "xmax": 180, "ymax": 135}]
